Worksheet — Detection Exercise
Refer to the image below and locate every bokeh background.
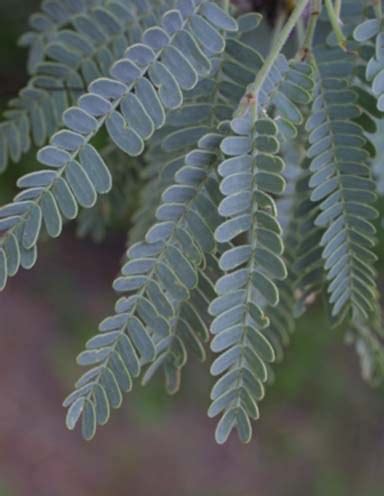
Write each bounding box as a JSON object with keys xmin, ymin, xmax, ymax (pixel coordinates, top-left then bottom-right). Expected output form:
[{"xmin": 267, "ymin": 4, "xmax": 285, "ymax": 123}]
[{"xmin": 1, "ymin": 1, "xmax": 384, "ymax": 495}]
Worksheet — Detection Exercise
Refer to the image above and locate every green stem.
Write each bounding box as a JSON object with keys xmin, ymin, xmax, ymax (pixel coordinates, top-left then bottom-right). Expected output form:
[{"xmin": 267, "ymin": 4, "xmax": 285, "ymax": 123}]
[
  {"xmin": 334, "ymin": 0, "xmax": 342, "ymax": 18},
  {"xmin": 296, "ymin": 14, "xmax": 306, "ymax": 49},
  {"xmin": 324, "ymin": 0, "xmax": 347, "ymax": 50},
  {"xmin": 270, "ymin": 10, "xmax": 287, "ymax": 53},
  {"xmin": 248, "ymin": 0, "xmax": 311, "ymax": 117},
  {"xmin": 373, "ymin": 0, "xmax": 383, "ymax": 19},
  {"xmin": 223, "ymin": 0, "xmax": 230, "ymax": 12},
  {"xmin": 299, "ymin": 0, "xmax": 323, "ymax": 59}
]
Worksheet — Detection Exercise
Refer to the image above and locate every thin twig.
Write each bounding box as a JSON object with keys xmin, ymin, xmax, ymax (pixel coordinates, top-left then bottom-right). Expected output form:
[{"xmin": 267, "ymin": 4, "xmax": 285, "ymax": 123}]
[
  {"xmin": 298, "ymin": 0, "xmax": 323, "ymax": 60},
  {"xmin": 324, "ymin": 0, "xmax": 347, "ymax": 50},
  {"xmin": 373, "ymin": 0, "xmax": 383, "ymax": 19},
  {"xmin": 334, "ymin": 0, "xmax": 342, "ymax": 18},
  {"xmin": 247, "ymin": 0, "xmax": 311, "ymax": 120}
]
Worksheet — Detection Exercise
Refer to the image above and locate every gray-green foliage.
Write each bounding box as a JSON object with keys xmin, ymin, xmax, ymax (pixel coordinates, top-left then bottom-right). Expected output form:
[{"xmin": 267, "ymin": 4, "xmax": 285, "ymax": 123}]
[{"xmin": 1, "ymin": 0, "xmax": 384, "ymax": 444}]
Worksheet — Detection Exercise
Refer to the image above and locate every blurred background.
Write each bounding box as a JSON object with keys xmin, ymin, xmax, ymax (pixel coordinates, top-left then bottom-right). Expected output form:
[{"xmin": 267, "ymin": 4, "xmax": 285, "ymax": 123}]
[{"xmin": 1, "ymin": 1, "xmax": 384, "ymax": 495}]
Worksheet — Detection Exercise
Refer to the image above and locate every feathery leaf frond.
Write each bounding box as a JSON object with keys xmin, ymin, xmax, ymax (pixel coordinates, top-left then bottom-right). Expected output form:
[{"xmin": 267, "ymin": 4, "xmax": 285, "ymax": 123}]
[
  {"xmin": 0, "ymin": 0, "xmax": 238, "ymax": 292},
  {"xmin": 65, "ymin": 125, "xmax": 225, "ymax": 438},
  {"xmin": 0, "ymin": 0, "xmax": 176, "ymax": 173},
  {"xmin": 307, "ymin": 46, "xmax": 379, "ymax": 325},
  {"xmin": 208, "ymin": 56, "xmax": 315, "ymax": 443}
]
